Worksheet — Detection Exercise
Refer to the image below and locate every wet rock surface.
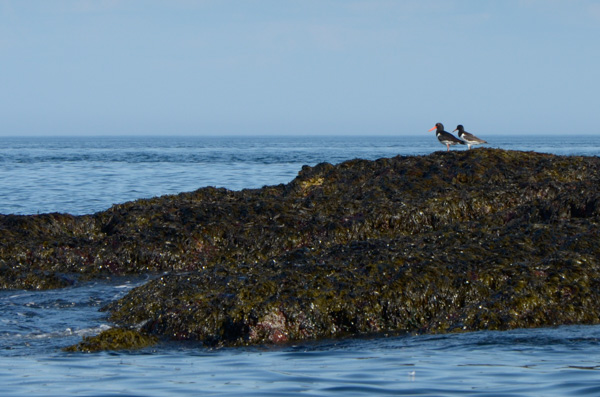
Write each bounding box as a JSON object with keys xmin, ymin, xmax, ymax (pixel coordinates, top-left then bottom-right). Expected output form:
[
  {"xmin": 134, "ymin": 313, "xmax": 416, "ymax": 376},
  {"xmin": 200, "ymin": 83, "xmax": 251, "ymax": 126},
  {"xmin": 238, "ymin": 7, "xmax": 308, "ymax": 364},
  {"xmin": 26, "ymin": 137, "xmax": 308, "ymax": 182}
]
[{"xmin": 2, "ymin": 149, "xmax": 600, "ymax": 348}]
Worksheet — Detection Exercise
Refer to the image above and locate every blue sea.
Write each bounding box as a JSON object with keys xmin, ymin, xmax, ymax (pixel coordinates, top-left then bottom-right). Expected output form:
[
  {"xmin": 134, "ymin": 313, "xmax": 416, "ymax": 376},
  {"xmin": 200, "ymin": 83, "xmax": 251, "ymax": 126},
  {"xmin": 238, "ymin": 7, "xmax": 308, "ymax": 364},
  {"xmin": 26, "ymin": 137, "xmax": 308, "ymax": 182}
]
[{"xmin": 1, "ymin": 135, "xmax": 599, "ymax": 396}]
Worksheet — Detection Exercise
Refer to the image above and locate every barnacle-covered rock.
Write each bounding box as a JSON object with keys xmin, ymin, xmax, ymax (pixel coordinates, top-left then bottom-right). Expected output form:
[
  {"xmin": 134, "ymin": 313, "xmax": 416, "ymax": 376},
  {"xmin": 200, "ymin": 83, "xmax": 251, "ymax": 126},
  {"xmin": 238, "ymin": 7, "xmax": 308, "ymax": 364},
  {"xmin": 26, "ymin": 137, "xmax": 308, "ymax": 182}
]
[{"xmin": 2, "ymin": 148, "xmax": 600, "ymax": 349}]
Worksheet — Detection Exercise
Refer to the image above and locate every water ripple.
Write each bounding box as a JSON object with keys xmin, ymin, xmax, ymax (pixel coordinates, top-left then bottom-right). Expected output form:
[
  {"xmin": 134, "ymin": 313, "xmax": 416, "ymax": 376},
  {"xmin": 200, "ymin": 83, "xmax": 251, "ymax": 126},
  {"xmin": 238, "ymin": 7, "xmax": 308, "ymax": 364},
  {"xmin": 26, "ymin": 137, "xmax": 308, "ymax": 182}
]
[
  {"xmin": 2, "ymin": 136, "xmax": 600, "ymax": 395},
  {"xmin": 2, "ymin": 135, "xmax": 599, "ymax": 215}
]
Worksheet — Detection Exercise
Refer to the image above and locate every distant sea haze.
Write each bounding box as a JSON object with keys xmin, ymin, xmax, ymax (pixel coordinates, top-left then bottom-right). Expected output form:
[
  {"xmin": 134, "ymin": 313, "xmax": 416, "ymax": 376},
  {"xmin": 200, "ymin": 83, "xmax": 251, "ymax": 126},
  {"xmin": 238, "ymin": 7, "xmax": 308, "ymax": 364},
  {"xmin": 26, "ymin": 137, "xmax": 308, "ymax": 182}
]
[{"xmin": 1, "ymin": 135, "xmax": 599, "ymax": 215}]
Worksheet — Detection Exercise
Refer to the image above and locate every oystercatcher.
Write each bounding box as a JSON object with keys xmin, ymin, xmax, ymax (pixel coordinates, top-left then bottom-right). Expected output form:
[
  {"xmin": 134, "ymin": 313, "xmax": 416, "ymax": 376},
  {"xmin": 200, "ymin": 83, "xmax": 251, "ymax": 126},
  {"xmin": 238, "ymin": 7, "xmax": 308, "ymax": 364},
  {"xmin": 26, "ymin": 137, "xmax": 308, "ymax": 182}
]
[
  {"xmin": 453, "ymin": 125, "xmax": 487, "ymax": 150},
  {"xmin": 428, "ymin": 123, "xmax": 465, "ymax": 151}
]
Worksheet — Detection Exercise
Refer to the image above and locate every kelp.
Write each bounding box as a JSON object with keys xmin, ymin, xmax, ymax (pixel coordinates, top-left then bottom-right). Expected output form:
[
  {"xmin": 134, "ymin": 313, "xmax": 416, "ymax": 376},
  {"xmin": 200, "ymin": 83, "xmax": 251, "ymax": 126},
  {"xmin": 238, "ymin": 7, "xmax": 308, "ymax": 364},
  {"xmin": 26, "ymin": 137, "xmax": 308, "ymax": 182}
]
[
  {"xmin": 3, "ymin": 148, "xmax": 600, "ymax": 350},
  {"xmin": 63, "ymin": 328, "xmax": 158, "ymax": 353}
]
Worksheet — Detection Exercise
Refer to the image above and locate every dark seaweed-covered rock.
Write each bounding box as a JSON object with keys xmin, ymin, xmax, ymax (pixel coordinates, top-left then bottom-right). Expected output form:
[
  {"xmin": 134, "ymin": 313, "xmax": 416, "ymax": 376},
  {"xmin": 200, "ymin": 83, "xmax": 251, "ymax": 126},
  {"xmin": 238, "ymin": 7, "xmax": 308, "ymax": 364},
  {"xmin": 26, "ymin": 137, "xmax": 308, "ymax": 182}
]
[
  {"xmin": 3, "ymin": 149, "xmax": 600, "ymax": 349},
  {"xmin": 63, "ymin": 328, "xmax": 158, "ymax": 352}
]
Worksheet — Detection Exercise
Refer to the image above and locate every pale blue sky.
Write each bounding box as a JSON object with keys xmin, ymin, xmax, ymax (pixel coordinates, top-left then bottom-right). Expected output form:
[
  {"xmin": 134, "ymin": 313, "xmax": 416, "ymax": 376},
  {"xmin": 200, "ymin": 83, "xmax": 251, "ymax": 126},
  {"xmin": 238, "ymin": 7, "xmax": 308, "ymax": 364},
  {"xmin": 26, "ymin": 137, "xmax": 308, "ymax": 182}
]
[{"xmin": 1, "ymin": 0, "xmax": 599, "ymax": 136}]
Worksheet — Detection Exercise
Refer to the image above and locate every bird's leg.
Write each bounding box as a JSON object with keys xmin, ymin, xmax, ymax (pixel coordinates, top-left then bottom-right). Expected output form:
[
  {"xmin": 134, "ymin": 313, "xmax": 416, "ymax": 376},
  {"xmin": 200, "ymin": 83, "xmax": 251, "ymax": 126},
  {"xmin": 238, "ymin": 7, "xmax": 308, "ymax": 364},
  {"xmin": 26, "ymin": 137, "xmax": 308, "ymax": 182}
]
[{"xmin": 446, "ymin": 144, "xmax": 450, "ymax": 152}]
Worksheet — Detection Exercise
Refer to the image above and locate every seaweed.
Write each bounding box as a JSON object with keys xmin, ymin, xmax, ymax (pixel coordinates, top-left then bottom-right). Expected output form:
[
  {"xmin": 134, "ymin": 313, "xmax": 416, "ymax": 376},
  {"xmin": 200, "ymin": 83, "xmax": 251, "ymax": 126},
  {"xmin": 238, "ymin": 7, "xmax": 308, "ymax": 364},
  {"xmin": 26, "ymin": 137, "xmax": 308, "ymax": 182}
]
[
  {"xmin": 2, "ymin": 148, "xmax": 600, "ymax": 349},
  {"xmin": 63, "ymin": 328, "xmax": 158, "ymax": 353}
]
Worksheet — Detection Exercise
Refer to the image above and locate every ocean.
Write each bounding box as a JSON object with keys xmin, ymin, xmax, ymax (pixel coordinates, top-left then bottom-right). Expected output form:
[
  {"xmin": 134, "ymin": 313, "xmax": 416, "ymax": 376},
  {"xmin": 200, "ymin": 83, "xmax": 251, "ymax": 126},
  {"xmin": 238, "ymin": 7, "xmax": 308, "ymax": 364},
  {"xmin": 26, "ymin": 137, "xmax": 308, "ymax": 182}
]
[{"xmin": 1, "ymin": 135, "xmax": 599, "ymax": 396}]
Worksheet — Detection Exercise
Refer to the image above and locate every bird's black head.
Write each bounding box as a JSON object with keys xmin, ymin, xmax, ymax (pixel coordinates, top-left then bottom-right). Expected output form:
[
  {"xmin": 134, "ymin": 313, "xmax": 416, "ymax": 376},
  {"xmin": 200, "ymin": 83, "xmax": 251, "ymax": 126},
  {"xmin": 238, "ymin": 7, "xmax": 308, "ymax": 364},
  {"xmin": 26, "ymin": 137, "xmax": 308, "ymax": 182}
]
[
  {"xmin": 428, "ymin": 122, "xmax": 444, "ymax": 132},
  {"xmin": 454, "ymin": 125, "xmax": 464, "ymax": 132}
]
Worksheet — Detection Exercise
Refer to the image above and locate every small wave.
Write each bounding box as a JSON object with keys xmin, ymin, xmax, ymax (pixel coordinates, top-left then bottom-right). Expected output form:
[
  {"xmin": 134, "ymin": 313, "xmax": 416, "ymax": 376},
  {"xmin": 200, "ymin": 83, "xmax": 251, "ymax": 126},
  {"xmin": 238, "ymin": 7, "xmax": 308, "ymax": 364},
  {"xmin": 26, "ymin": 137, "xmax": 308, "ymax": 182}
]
[
  {"xmin": 114, "ymin": 284, "xmax": 136, "ymax": 289},
  {"xmin": 26, "ymin": 324, "xmax": 112, "ymax": 340}
]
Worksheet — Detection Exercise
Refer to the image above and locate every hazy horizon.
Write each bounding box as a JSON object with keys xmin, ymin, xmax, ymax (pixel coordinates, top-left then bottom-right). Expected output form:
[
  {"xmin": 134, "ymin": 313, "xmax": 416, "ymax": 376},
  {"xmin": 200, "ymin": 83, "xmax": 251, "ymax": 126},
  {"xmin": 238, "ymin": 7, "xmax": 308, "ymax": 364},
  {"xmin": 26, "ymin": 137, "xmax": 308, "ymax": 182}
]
[{"xmin": 2, "ymin": 132, "xmax": 599, "ymax": 139}]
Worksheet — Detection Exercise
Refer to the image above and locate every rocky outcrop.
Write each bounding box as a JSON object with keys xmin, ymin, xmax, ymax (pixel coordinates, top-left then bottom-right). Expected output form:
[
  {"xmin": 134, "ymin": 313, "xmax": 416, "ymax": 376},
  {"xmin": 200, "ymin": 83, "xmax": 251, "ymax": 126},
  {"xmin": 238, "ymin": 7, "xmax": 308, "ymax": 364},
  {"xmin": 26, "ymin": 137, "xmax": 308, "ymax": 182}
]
[
  {"xmin": 2, "ymin": 149, "xmax": 600, "ymax": 349},
  {"xmin": 63, "ymin": 328, "xmax": 158, "ymax": 353}
]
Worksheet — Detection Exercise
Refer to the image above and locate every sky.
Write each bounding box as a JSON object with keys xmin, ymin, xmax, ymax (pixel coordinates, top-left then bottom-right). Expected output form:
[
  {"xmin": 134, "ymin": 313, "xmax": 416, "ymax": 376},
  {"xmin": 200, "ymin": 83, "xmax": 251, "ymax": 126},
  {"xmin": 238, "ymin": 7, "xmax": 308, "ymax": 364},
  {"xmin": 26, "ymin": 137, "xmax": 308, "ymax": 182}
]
[{"xmin": 1, "ymin": 0, "xmax": 599, "ymax": 136}]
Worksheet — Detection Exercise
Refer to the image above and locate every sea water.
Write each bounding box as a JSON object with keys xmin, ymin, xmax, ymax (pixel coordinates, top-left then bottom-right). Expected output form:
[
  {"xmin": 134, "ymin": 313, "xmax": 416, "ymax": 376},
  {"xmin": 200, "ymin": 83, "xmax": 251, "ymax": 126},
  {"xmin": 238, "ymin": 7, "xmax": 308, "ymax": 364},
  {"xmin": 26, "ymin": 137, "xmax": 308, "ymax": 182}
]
[{"xmin": 1, "ymin": 135, "xmax": 599, "ymax": 396}]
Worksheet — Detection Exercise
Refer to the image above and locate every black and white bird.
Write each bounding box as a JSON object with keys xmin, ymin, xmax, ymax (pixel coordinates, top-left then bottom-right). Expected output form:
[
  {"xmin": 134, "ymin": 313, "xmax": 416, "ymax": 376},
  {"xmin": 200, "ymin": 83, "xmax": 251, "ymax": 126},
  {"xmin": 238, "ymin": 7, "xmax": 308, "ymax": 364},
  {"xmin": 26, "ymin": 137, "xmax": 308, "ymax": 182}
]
[
  {"xmin": 453, "ymin": 125, "xmax": 487, "ymax": 150},
  {"xmin": 428, "ymin": 123, "xmax": 465, "ymax": 151}
]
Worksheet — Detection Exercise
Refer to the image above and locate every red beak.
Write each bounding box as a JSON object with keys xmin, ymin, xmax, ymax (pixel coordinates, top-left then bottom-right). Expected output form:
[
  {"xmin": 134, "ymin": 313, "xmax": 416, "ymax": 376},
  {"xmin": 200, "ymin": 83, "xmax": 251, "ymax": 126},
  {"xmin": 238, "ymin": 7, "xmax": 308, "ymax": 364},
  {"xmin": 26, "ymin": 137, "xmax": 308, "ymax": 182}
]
[{"xmin": 428, "ymin": 126, "xmax": 436, "ymax": 132}]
